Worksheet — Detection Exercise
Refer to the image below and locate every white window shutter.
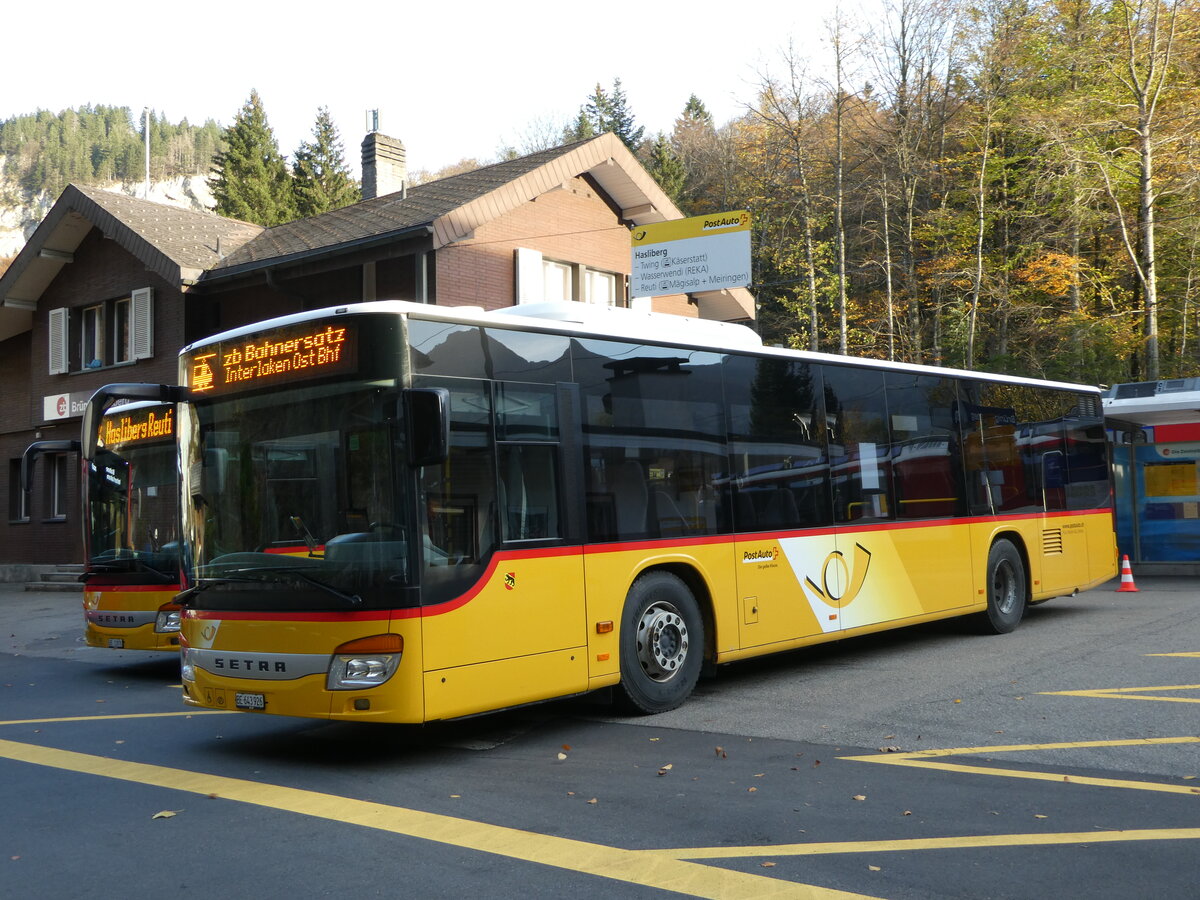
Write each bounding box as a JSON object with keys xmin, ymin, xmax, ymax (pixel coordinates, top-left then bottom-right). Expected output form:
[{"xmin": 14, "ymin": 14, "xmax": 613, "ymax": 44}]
[
  {"xmin": 48, "ymin": 308, "xmax": 68, "ymax": 374},
  {"xmin": 514, "ymin": 248, "xmax": 544, "ymax": 305},
  {"xmin": 132, "ymin": 288, "xmax": 153, "ymax": 359}
]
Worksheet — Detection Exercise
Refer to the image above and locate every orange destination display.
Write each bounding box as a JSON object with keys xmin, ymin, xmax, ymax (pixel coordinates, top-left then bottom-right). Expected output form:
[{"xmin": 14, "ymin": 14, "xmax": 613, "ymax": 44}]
[{"xmin": 187, "ymin": 322, "xmax": 356, "ymax": 395}]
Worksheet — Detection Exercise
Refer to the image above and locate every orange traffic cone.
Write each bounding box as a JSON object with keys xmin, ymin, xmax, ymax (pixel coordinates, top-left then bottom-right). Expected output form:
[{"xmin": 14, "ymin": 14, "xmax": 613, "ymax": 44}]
[{"xmin": 1116, "ymin": 554, "xmax": 1139, "ymax": 592}]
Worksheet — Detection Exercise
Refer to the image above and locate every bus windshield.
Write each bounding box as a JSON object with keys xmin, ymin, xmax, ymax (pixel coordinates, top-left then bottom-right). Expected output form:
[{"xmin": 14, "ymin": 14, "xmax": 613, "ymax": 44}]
[
  {"xmin": 179, "ymin": 379, "xmax": 412, "ymax": 610},
  {"xmin": 85, "ymin": 406, "xmax": 178, "ymax": 583}
]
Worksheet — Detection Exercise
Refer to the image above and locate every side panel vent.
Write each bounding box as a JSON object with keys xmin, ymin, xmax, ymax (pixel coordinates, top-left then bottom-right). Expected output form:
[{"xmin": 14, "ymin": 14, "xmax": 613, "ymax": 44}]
[{"xmin": 1042, "ymin": 528, "xmax": 1064, "ymax": 556}]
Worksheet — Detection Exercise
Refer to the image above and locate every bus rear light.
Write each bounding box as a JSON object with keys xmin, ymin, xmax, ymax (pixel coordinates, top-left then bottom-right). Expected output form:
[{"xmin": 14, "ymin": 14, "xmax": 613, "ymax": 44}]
[{"xmin": 327, "ymin": 634, "xmax": 403, "ymax": 690}]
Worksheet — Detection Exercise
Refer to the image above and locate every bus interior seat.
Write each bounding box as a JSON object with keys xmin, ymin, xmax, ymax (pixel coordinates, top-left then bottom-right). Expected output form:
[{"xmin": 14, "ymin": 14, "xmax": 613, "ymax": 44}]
[
  {"xmin": 610, "ymin": 460, "xmax": 648, "ymax": 536},
  {"xmin": 654, "ymin": 490, "xmax": 691, "ymax": 536},
  {"xmin": 762, "ymin": 487, "xmax": 800, "ymax": 529}
]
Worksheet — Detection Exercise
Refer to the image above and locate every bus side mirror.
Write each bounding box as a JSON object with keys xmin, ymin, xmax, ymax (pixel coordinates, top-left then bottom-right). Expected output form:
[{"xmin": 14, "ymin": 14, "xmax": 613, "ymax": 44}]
[
  {"xmin": 21, "ymin": 440, "xmax": 81, "ymax": 493},
  {"xmin": 404, "ymin": 388, "xmax": 450, "ymax": 467}
]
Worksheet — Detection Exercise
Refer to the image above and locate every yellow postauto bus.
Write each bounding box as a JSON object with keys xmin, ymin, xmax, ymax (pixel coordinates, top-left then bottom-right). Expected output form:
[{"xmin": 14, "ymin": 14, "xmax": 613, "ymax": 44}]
[
  {"xmin": 25, "ymin": 400, "xmax": 182, "ymax": 650},
  {"xmin": 94, "ymin": 300, "xmax": 1116, "ymax": 721}
]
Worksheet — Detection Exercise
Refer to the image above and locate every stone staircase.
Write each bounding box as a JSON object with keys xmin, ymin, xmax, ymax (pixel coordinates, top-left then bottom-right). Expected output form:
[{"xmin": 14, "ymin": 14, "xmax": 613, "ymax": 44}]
[{"xmin": 25, "ymin": 564, "xmax": 85, "ymax": 592}]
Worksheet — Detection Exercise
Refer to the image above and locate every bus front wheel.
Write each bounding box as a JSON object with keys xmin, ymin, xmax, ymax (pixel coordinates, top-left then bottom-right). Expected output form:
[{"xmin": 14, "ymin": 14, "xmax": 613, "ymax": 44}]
[
  {"xmin": 978, "ymin": 538, "xmax": 1026, "ymax": 634},
  {"xmin": 618, "ymin": 572, "xmax": 704, "ymax": 714}
]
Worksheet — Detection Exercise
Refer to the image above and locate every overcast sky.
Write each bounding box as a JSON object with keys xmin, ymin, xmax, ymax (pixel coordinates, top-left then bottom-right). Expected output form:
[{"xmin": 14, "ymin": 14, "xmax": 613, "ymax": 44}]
[{"xmin": 4, "ymin": 1, "xmax": 874, "ymax": 179}]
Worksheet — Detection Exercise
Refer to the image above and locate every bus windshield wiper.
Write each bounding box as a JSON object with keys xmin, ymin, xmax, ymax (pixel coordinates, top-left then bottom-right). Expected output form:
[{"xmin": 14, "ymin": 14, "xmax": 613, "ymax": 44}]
[
  {"xmin": 194, "ymin": 565, "xmax": 363, "ymax": 608},
  {"xmin": 86, "ymin": 557, "xmax": 177, "ymax": 584},
  {"xmin": 175, "ymin": 574, "xmax": 260, "ymax": 606}
]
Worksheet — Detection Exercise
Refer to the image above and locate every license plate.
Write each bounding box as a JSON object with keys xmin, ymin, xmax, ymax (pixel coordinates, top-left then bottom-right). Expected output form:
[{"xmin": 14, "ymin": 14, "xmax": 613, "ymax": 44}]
[
  {"xmin": 235, "ymin": 692, "xmax": 266, "ymax": 710},
  {"xmin": 107, "ymin": 638, "xmax": 125, "ymax": 649}
]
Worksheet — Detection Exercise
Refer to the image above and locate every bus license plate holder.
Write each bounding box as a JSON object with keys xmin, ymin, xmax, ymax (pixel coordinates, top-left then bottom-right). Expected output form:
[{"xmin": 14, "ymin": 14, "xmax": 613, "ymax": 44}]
[{"xmin": 235, "ymin": 692, "xmax": 266, "ymax": 710}]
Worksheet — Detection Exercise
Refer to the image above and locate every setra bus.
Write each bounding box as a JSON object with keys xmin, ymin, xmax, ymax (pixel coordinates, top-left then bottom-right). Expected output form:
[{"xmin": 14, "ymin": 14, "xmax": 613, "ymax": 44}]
[
  {"xmin": 27, "ymin": 400, "xmax": 183, "ymax": 650},
  {"xmin": 90, "ymin": 300, "xmax": 1116, "ymax": 721}
]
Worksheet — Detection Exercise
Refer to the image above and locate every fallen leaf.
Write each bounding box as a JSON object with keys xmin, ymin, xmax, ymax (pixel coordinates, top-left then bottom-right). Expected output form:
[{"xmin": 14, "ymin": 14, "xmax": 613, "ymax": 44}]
[
  {"xmin": 562, "ymin": 744, "xmax": 571, "ymax": 751},
  {"xmin": 557, "ymin": 752, "xmax": 568, "ymax": 760},
  {"xmin": 869, "ymin": 865, "xmax": 881, "ymax": 872},
  {"xmin": 813, "ymin": 760, "xmax": 821, "ymax": 767},
  {"xmin": 151, "ymin": 810, "xmax": 178, "ymax": 819},
  {"xmin": 657, "ymin": 765, "xmax": 672, "ymax": 776},
  {"xmin": 1183, "ymin": 775, "xmax": 1195, "ymax": 780},
  {"xmin": 884, "ymin": 735, "xmax": 895, "ymax": 740},
  {"xmin": 114, "ymin": 740, "xmax": 125, "ymax": 745},
  {"xmin": 760, "ymin": 861, "xmax": 776, "ymax": 868},
  {"xmin": 953, "ymin": 698, "xmax": 961, "ymax": 703},
  {"xmin": 450, "ymin": 794, "xmax": 461, "ymax": 799},
  {"xmin": 748, "ymin": 787, "xmax": 757, "ymax": 793},
  {"xmin": 1034, "ymin": 814, "xmax": 1048, "ymax": 819},
  {"xmin": 878, "ymin": 746, "xmax": 901, "ymax": 753},
  {"xmin": 853, "ymin": 794, "xmax": 867, "ymax": 801},
  {"xmin": 902, "ymin": 810, "xmax": 912, "ymax": 816},
  {"xmin": 10, "ymin": 856, "xmax": 20, "ymax": 861},
  {"xmin": 650, "ymin": 737, "xmax": 660, "ymax": 742},
  {"xmin": 754, "ymin": 773, "xmax": 765, "ymax": 777},
  {"xmin": 587, "ymin": 798, "xmax": 598, "ymax": 805},
  {"xmin": 207, "ymin": 793, "xmax": 219, "ymax": 799},
  {"xmin": 567, "ymin": 791, "xmax": 576, "ymax": 796},
  {"xmin": 95, "ymin": 699, "xmax": 106, "ymax": 703}
]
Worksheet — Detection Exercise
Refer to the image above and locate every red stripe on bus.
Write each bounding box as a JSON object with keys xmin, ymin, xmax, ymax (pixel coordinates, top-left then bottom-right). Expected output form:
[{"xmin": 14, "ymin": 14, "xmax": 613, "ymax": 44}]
[{"xmin": 180, "ymin": 510, "xmax": 1111, "ymax": 623}]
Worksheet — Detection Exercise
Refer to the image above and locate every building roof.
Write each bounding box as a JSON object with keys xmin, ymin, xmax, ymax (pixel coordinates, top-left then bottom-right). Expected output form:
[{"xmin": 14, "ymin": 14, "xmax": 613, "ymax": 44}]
[
  {"xmin": 0, "ymin": 185, "xmax": 262, "ymax": 342},
  {"xmin": 0, "ymin": 133, "xmax": 754, "ymax": 344}
]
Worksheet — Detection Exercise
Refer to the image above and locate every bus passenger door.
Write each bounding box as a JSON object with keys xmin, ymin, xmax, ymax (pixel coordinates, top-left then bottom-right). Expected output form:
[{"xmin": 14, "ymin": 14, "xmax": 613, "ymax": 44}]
[{"xmin": 418, "ymin": 380, "xmax": 586, "ymax": 720}]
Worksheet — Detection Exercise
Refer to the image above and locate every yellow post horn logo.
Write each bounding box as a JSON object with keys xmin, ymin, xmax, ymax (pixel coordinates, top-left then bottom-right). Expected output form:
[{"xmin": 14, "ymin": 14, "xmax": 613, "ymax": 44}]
[{"xmin": 804, "ymin": 543, "xmax": 872, "ymax": 609}]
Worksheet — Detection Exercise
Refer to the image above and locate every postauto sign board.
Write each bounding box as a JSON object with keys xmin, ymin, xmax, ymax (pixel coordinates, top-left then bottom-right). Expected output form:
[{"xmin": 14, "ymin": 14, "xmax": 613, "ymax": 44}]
[{"xmin": 630, "ymin": 210, "xmax": 751, "ymax": 299}]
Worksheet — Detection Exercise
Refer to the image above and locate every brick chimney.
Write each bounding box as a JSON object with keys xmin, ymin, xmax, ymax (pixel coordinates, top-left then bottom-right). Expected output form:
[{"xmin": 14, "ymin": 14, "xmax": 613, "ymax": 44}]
[{"xmin": 361, "ymin": 132, "xmax": 407, "ymax": 200}]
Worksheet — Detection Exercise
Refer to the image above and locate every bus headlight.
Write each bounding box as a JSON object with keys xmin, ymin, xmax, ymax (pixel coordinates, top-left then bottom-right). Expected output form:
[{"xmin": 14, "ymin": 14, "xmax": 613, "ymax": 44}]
[
  {"xmin": 156, "ymin": 608, "xmax": 182, "ymax": 633},
  {"xmin": 180, "ymin": 648, "xmax": 195, "ymax": 683},
  {"xmin": 327, "ymin": 634, "xmax": 403, "ymax": 690}
]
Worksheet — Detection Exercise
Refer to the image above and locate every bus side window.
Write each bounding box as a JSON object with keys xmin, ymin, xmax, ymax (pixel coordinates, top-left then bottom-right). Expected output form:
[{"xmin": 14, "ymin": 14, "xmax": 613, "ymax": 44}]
[
  {"xmin": 886, "ymin": 373, "xmax": 964, "ymax": 519},
  {"xmin": 725, "ymin": 355, "xmax": 830, "ymax": 532},
  {"xmin": 823, "ymin": 365, "xmax": 892, "ymax": 523}
]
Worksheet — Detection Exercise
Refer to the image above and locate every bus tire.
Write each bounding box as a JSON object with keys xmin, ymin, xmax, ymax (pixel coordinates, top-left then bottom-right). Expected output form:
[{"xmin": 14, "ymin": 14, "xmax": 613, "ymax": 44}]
[
  {"xmin": 618, "ymin": 571, "xmax": 704, "ymax": 714},
  {"xmin": 977, "ymin": 538, "xmax": 1026, "ymax": 634}
]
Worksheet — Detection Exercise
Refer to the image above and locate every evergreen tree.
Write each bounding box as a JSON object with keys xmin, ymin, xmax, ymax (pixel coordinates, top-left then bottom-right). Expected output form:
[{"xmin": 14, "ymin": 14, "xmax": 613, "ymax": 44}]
[
  {"xmin": 292, "ymin": 107, "xmax": 359, "ymax": 217},
  {"xmin": 606, "ymin": 78, "xmax": 644, "ymax": 151},
  {"xmin": 209, "ymin": 90, "xmax": 296, "ymax": 226},
  {"xmin": 645, "ymin": 132, "xmax": 685, "ymax": 201},
  {"xmin": 566, "ymin": 79, "xmax": 644, "ymax": 151},
  {"xmin": 561, "ymin": 109, "xmax": 596, "ymax": 143}
]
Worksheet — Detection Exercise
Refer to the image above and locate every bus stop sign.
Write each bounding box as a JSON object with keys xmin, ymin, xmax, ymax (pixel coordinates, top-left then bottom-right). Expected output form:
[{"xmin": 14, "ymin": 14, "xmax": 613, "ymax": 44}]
[{"xmin": 630, "ymin": 211, "xmax": 751, "ymax": 299}]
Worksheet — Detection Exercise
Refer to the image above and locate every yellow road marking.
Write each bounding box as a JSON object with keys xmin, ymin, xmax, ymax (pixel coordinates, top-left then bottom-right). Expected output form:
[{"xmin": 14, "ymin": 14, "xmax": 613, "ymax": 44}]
[
  {"xmin": 0, "ymin": 710, "xmax": 233, "ymax": 726},
  {"xmin": 0, "ymin": 738, "xmax": 875, "ymax": 900},
  {"xmin": 1147, "ymin": 652, "xmax": 1200, "ymax": 658},
  {"xmin": 840, "ymin": 737, "xmax": 1200, "ymax": 796},
  {"xmin": 1039, "ymin": 685, "xmax": 1200, "ymax": 705},
  {"xmin": 650, "ymin": 828, "xmax": 1200, "ymax": 859}
]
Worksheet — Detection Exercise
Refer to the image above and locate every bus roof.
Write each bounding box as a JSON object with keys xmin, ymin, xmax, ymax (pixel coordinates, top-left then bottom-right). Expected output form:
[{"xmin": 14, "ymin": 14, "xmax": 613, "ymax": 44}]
[{"xmin": 182, "ymin": 300, "xmax": 1102, "ymax": 396}]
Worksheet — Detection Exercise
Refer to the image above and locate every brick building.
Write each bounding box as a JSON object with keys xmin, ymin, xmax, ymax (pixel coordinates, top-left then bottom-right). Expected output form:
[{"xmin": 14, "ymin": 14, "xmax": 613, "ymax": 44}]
[{"xmin": 0, "ymin": 132, "xmax": 754, "ymax": 577}]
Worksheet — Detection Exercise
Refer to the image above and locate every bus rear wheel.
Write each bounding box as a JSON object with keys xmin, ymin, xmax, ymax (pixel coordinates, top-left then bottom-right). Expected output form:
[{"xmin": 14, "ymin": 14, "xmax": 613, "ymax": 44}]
[
  {"xmin": 618, "ymin": 571, "xmax": 704, "ymax": 714},
  {"xmin": 977, "ymin": 538, "xmax": 1026, "ymax": 634}
]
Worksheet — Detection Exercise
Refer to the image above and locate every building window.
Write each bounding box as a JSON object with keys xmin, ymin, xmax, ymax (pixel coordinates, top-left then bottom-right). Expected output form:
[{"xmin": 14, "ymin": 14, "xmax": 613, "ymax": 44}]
[
  {"xmin": 543, "ymin": 260, "xmax": 573, "ymax": 302},
  {"xmin": 114, "ymin": 297, "xmax": 132, "ymax": 363},
  {"xmin": 584, "ymin": 269, "xmax": 618, "ymax": 306},
  {"xmin": 514, "ymin": 248, "xmax": 625, "ymax": 307},
  {"xmin": 49, "ymin": 453, "xmax": 69, "ymax": 519},
  {"xmin": 8, "ymin": 460, "xmax": 29, "ymax": 523},
  {"xmin": 82, "ymin": 304, "xmax": 104, "ymax": 369},
  {"xmin": 48, "ymin": 287, "xmax": 153, "ymax": 374}
]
